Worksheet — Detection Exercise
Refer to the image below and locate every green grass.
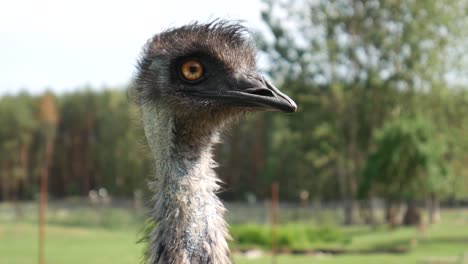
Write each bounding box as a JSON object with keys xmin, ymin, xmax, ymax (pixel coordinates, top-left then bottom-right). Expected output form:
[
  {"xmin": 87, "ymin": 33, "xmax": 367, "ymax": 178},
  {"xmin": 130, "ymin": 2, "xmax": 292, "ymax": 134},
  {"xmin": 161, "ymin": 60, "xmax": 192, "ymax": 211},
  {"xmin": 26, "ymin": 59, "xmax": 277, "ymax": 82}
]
[
  {"xmin": 0, "ymin": 223, "xmax": 144, "ymax": 264},
  {"xmin": 1, "ymin": 204, "xmax": 468, "ymax": 264}
]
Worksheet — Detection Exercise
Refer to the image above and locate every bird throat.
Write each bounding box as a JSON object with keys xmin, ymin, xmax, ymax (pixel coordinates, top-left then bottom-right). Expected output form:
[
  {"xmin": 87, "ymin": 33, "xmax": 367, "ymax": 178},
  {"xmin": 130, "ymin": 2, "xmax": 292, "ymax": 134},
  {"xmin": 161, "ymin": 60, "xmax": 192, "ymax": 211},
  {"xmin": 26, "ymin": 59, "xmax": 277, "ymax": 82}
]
[{"xmin": 142, "ymin": 105, "xmax": 231, "ymax": 264}]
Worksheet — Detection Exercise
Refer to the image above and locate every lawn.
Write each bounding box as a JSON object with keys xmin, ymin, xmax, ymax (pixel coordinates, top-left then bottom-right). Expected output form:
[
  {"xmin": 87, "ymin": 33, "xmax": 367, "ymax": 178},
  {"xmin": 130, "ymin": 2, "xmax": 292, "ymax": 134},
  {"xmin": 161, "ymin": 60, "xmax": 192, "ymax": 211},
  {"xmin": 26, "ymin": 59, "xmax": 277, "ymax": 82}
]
[{"xmin": 1, "ymin": 204, "xmax": 468, "ymax": 264}]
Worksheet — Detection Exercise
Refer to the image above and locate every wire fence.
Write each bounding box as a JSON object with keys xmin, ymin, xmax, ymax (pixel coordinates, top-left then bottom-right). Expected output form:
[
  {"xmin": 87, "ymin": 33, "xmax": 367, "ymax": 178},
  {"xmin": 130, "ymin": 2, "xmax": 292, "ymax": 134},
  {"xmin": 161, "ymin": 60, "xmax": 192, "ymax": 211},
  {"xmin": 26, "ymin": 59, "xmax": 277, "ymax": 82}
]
[{"xmin": 2, "ymin": 197, "xmax": 464, "ymax": 227}]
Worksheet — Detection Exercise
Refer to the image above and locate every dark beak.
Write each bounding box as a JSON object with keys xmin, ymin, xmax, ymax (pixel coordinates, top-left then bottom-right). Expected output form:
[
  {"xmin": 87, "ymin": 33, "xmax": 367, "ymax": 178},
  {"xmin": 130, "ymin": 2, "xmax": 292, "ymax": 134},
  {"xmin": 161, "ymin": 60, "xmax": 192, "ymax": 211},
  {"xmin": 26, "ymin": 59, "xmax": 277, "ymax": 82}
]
[{"xmin": 189, "ymin": 74, "xmax": 297, "ymax": 113}]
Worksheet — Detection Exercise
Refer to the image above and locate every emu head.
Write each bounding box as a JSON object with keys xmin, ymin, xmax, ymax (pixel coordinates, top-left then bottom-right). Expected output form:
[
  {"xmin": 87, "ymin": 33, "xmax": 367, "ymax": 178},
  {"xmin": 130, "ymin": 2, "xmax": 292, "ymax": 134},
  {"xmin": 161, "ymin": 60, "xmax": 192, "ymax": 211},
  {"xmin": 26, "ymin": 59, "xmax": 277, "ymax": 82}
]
[{"xmin": 134, "ymin": 21, "xmax": 296, "ymax": 131}]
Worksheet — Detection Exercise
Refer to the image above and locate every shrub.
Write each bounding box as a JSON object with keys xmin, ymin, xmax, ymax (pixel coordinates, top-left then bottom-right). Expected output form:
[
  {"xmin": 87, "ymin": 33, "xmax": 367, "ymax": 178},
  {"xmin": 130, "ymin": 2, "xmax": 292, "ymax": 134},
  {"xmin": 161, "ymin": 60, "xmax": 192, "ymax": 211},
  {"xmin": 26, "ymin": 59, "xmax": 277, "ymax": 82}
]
[
  {"xmin": 230, "ymin": 223, "xmax": 344, "ymax": 249},
  {"xmin": 230, "ymin": 224, "xmax": 271, "ymax": 247}
]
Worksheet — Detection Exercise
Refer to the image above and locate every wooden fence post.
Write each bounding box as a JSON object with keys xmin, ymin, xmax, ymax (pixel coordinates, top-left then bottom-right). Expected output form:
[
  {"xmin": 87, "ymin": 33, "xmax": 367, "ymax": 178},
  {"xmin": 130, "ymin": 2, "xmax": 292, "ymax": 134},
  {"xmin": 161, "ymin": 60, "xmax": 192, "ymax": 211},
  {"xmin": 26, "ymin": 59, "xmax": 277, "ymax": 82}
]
[{"xmin": 271, "ymin": 181, "xmax": 279, "ymax": 264}]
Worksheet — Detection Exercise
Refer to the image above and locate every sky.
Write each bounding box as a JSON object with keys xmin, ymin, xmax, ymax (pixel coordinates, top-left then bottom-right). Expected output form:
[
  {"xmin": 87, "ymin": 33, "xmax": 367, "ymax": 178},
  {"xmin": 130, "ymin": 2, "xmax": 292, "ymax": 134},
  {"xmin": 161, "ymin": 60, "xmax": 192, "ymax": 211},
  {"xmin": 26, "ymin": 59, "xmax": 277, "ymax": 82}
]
[{"xmin": 0, "ymin": 0, "xmax": 264, "ymax": 95}]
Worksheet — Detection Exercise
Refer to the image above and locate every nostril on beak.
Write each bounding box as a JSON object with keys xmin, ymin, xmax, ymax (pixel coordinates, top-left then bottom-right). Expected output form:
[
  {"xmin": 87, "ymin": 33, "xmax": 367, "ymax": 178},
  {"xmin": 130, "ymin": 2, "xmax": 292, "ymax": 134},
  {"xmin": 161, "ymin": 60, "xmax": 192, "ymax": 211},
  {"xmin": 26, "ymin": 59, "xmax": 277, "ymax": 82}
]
[{"xmin": 243, "ymin": 88, "xmax": 275, "ymax": 97}]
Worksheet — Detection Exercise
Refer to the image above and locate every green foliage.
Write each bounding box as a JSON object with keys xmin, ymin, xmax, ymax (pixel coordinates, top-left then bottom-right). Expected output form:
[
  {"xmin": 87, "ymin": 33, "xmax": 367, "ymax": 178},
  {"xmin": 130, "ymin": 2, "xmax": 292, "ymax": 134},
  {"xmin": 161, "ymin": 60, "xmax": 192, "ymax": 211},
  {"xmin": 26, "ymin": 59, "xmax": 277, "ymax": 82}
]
[
  {"xmin": 416, "ymin": 88, "xmax": 468, "ymax": 198},
  {"xmin": 230, "ymin": 223, "xmax": 344, "ymax": 250},
  {"xmin": 0, "ymin": 88, "xmax": 152, "ymax": 199},
  {"xmin": 258, "ymin": 0, "xmax": 468, "ymax": 209},
  {"xmin": 1, "ymin": 1, "xmax": 468, "ymax": 214},
  {"xmin": 231, "ymin": 224, "xmax": 271, "ymax": 247},
  {"xmin": 0, "ymin": 93, "xmax": 39, "ymax": 199},
  {"xmin": 360, "ymin": 117, "xmax": 450, "ymax": 200}
]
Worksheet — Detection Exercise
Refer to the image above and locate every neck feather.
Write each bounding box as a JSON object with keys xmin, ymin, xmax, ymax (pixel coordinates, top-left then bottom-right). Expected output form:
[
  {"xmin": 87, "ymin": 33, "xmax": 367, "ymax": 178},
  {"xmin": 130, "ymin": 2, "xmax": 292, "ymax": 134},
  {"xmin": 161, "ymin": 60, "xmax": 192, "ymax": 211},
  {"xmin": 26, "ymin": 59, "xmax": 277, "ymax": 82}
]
[{"xmin": 142, "ymin": 105, "xmax": 231, "ymax": 264}]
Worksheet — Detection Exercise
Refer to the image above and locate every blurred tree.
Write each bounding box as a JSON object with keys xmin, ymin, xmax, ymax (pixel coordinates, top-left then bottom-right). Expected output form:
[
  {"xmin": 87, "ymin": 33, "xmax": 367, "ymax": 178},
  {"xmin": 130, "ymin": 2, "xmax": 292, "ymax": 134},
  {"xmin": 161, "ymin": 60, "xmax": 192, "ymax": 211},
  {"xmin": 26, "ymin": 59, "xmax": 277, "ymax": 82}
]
[
  {"xmin": 93, "ymin": 90, "xmax": 150, "ymax": 196},
  {"xmin": 416, "ymin": 88, "xmax": 468, "ymax": 222},
  {"xmin": 49, "ymin": 88, "xmax": 151, "ymax": 197},
  {"xmin": 1, "ymin": 0, "xmax": 468, "ymax": 211},
  {"xmin": 260, "ymin": 0, "xmax": 467, "ymax": 224},
  {"xmin": 360, "ymin": 117, "xmax": 450, "ymax": 226},
  {"xmin": 52, "ymin": 90, "xmax": 98, "ymax": 196},
  {"xmin": 0, "ymin": 93, "xmax": 38, "ymax": 201}
]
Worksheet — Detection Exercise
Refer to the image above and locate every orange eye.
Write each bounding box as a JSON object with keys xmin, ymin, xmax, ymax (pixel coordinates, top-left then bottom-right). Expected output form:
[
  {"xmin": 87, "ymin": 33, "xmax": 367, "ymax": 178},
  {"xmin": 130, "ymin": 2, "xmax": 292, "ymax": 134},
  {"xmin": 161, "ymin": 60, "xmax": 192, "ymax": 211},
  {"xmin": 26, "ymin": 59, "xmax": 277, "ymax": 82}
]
[{"xmin": 180, "ymin": 60, "xmax": 204, "ymax": 81}]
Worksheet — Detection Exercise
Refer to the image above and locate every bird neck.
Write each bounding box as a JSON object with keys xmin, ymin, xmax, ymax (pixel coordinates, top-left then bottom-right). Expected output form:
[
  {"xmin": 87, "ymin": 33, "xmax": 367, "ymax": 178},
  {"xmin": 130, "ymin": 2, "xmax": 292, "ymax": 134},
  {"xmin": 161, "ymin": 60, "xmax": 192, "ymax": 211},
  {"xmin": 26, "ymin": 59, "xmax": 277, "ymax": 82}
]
[{"xmin": 142, "ymin": 105, "xmax": 231, "ymax": 264}]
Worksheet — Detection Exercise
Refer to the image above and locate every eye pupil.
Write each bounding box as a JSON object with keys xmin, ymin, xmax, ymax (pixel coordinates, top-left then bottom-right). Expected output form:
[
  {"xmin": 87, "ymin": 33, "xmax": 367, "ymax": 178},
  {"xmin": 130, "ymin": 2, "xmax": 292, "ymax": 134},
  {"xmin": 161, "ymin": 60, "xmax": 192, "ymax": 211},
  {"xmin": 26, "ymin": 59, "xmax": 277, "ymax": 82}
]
[{"xmin": 189, "ymin": 65, "xmax": 198, "ymax": 73}]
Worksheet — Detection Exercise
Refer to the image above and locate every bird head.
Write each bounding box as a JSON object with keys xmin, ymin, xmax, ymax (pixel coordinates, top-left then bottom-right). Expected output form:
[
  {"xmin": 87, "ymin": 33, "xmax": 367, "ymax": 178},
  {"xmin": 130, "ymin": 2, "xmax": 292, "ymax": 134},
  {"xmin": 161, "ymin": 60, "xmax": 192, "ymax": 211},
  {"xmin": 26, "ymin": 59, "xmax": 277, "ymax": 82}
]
[{"xmin": 134, "ymin": 21, "xmax": 296, "ymax": 121}]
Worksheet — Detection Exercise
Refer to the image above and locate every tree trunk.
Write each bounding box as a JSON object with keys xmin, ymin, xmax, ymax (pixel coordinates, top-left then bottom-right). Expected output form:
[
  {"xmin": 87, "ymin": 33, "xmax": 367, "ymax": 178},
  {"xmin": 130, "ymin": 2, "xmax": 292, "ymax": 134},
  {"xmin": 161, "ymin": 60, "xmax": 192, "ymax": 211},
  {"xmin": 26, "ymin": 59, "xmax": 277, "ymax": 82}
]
[
  {"xmin": 385, "ymin": 200, "xmax": 400, "ymax": 228},
  {"xmin": 343, "ymin": 145, "xmax": 358, "ymax": 225},
  {"xmin": 403, "ymin": 200, "xmax": 422, "ymax": 226},
  {"xmin": 336, "ymin": 153, "xmax": 358, "ymax": 225},
  {"xmin": 229, "ymin": 125, "xmax": 242, "ymax": 192},
  {"xmin": 427, "ymin": 193, "xmax": 440, "ymax": 224},
  {"xmin": 12, "ymin": 176, "xmax": 22, "ymax": 218},
  {"xmin": 369, "ymin": 196, "xmax": 377, "ymax": 225},
  {"xmin": 336, "ymin": 155, "xmax": 349, "ymax": 224},
  {"xmin": 1, "ymin": 161, "xmax": 9, "ymax": 201},
  {"xmin": 363, "ymin": 196, "xmax": 376, "ymax": 225},
  {"xmin": 251, "ymin": 115, "xmax": 265, "ymax": 191},
  {"xmin": 19, "ymin": 143, "xmax": 30, "ymax": 200},
  {"xmin": 343, "ymin": 198, "xmax": 358, "ymax": 225}
]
